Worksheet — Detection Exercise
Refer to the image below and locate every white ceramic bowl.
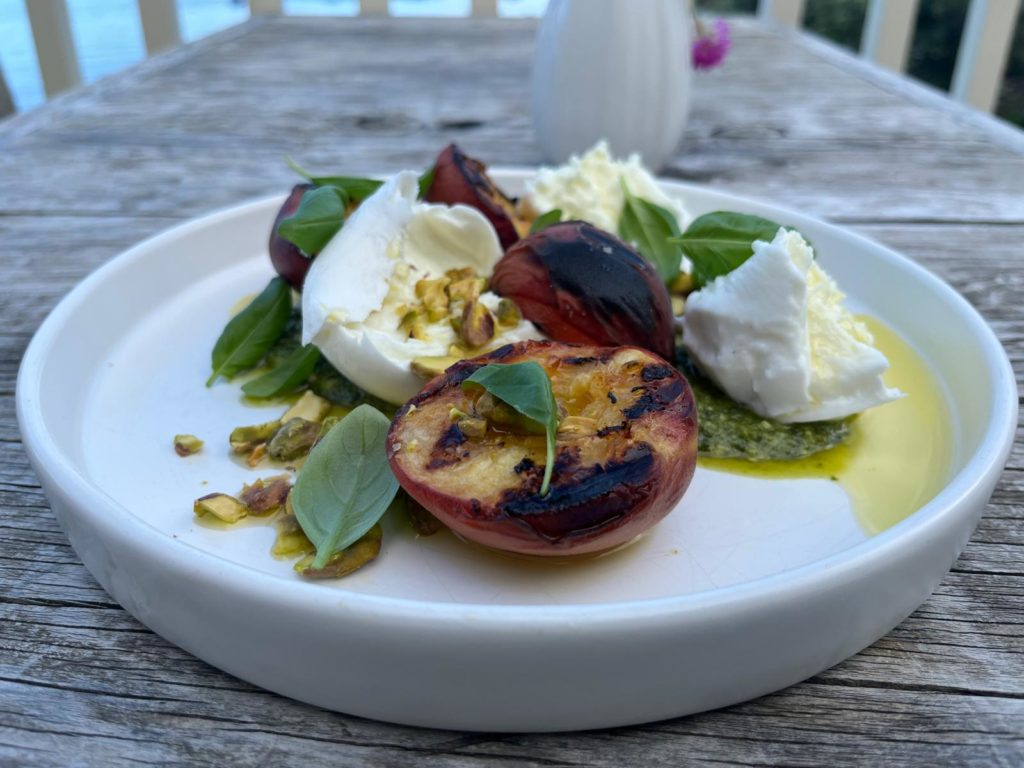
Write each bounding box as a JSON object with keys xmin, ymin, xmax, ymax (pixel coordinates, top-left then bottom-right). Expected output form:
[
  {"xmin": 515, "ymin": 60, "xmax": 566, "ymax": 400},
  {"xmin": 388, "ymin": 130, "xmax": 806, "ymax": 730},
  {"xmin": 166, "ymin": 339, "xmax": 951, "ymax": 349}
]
[{"xmin": 17, "ymin": 172, "xmax": 1018, "ymax": 731}]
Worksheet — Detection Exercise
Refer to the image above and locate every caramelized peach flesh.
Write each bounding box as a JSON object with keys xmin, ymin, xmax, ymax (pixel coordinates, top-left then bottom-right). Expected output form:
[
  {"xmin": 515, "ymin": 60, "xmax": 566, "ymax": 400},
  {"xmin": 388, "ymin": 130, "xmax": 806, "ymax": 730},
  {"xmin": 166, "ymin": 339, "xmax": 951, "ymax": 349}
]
[{"xmin": 387, "ymin": 340, "xmax": 697, "ymax": 557}]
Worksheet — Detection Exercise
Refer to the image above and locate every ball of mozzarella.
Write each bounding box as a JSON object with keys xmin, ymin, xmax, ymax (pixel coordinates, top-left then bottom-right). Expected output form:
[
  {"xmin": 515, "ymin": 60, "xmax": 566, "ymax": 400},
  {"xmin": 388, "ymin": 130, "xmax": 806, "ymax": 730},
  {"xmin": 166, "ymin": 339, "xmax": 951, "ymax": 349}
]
[{"xmin": 302, "ymin": 171, "xmax": 540, "ymax": 405}]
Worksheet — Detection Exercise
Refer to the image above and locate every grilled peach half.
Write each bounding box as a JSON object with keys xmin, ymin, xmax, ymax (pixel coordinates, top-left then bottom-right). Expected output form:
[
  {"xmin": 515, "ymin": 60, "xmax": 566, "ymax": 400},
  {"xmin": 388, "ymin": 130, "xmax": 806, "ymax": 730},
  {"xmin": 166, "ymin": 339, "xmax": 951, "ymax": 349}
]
[
  {"xmin": 491, "ymin": 221, "xmax": 676, "ymax": 360},
  {"xmin": 387, "ymin": 340, "xmax": 697, "ymax": 557},
  {"xmin": 423, "ymin": 143, "xmax": 527, "ymax": 249}
]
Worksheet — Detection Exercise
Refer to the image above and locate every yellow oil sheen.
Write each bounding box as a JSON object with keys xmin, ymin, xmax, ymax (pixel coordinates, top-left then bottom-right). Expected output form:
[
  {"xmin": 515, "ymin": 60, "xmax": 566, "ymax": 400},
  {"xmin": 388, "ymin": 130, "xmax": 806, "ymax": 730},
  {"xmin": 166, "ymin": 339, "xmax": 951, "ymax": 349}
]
[{"xmin": 698, "ymin": 317, "xmax": 953, "ymax": 534}]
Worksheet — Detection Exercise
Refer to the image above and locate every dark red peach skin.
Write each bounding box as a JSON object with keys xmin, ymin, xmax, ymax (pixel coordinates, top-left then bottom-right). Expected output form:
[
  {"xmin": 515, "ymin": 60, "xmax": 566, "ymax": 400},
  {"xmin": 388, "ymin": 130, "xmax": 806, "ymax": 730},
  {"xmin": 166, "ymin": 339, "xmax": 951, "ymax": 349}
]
[
  {"xmin": 269, "ymin": 183, "xmax": 315, "ymax": 290},
  {"xmin": 491, "ymin": 222, "xmax": 676, "ymax": 361},
  {"xmin": 423, "ymin": 144, "xmax": 522, "ymax": 250},
  {"xmin": 387, "ymin": 341, "xmax": 697, "ymax": 557}
]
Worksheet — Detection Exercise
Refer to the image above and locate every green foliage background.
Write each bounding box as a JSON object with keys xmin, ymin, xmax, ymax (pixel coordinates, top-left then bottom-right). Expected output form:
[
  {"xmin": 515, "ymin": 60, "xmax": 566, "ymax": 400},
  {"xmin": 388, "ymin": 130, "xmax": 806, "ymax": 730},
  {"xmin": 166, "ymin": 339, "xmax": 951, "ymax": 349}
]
[{"xmin": 696, "ymin": 0, "xmax": 1024, "ymax": 127}]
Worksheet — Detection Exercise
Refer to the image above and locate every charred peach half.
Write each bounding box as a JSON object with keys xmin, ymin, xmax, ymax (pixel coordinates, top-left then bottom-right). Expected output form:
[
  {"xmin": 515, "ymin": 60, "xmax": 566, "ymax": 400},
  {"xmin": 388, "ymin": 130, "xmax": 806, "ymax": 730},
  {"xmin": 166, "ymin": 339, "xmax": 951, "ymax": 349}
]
[
  {"xmin": 491, "ymin": 221, "xmax": 676, "ymax": 360},
  {"xmin": 423, "ymin": 143, "xmax": 527, "ymax": 249},
  {"xmin": 387, "ymin": 340, "xmax": 697, "ymax": 557},
  {"xmin": 269, "ymin": 183, "xmax": 315, "ymax": 290}
]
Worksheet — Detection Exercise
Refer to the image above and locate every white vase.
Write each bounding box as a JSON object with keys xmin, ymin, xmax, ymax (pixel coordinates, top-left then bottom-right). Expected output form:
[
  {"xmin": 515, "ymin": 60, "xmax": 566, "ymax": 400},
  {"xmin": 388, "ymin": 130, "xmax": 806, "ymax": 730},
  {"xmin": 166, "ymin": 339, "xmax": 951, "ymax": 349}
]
[{"xmin": 531, "ymin": 0, "xmax": 693, "ymax": 172}]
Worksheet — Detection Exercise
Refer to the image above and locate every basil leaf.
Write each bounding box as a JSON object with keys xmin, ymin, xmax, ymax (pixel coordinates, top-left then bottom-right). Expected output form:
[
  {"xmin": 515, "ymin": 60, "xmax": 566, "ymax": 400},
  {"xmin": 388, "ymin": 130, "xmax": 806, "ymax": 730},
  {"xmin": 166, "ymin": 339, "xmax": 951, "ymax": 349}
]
[
  {"xmin": 207, "ymin": 278, "xmax": 292, "ymax": 386},
  {"xmin": 463, "ymin": 362, "xmax": 559, "ymax": 496},
  {"xmin": 292, "ymin": 404, "xmax": 399, "ymax": 569},
  {"xmin": 277, "ymin": 186, "xmax": 348, "ymax": 256},
  {"xmin": 618, "ymin": 184, "xmax": 683, "ymax": 284},
  {"xmin": 529, "ymin": 208, "xmax": 562, "ymax": 234},
  {"xmin": 672, "ymin": 211, "xmax": 786, "ymax": 288},
  {"xmin": 417, "ymin": 165, "xmax": 436, "ymax": 199},
  {"xmin": 313, "ymin": 176, "xmax": 382, "ymax": 202},
  {"xmin": 241, "ymin": 344, "xmax": 321, "ymax": 398}
]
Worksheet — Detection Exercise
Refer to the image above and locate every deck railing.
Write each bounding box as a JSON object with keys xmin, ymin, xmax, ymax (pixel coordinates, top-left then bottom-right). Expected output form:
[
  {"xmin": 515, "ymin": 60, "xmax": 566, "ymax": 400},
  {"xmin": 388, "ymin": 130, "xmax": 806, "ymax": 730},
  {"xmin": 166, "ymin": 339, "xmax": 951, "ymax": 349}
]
[{"xmin": 5, "ymin": 0, "xmax": 1023, "ymax": 117}]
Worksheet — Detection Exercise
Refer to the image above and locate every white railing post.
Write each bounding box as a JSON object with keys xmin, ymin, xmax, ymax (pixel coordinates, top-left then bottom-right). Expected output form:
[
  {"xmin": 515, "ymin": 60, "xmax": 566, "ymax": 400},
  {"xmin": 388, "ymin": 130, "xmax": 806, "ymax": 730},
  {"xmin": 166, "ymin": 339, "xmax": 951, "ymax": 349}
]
[
  {"xmin": 137, "ymin": 0, "xmax": 182, "ymax": 56},
  {"xmin": 758, "ymin": 0, "xmax": 806, "ymax": 27},
  {"xmin": 951, "ymin": 0, "xmax": 1023, "ymax": 113},
  {"xmin": 24, "ymin": 0, "xmax": 82, "ymax": 98},
  {"xmin": 471, "ymin": 0, "xmax": 498, "ymax": 16},
  {"xmin": 249, "ymin": 0, "xmax": 283, "ymax": 14},
  {"xmin": 861, "ymin": 0, "xmax": 921, "ymax": 73},
  {"xmin": 360, "ymin": 0, "xmax": 390, "ymax": 16}
]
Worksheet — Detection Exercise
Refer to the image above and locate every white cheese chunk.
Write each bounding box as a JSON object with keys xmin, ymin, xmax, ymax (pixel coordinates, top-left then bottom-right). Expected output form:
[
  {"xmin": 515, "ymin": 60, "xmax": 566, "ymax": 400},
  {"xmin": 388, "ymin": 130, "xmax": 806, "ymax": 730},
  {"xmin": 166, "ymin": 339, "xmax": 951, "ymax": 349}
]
[
  {"xmin": 526, "ymin": 141, "xmax": 691, "ymax": 236},
  {"xmin": 681, "ymin": 228, "xmax": 903, "ymax": 423},
  {"xmin": 302, "ymin": 171, "xmax": 541, "ymax": 405}
]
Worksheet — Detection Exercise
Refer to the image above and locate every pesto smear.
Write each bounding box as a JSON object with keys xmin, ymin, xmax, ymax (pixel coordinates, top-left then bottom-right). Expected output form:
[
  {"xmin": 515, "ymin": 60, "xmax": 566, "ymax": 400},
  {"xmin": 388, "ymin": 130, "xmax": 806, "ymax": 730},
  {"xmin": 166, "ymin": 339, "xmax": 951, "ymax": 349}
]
[{"xmin": 675, "ymin": 349, "xmax": 853, "ymax": 461}]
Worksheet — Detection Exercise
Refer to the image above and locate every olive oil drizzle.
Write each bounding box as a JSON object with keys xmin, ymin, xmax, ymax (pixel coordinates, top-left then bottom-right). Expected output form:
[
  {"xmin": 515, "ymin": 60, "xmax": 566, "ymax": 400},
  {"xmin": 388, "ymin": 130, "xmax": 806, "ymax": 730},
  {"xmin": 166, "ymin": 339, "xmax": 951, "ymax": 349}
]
[{"xmin": 698, "ymin": 317, "xmax": 953, "ymax": 534}]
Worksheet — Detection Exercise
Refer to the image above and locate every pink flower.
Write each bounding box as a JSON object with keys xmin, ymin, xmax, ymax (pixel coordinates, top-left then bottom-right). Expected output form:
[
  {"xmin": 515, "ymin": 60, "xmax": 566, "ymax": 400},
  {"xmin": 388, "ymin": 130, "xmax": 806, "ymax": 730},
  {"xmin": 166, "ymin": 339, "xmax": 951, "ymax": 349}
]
[{"xmin": 692, "ymin": 19, "xmax": 731, "ymax": 71}]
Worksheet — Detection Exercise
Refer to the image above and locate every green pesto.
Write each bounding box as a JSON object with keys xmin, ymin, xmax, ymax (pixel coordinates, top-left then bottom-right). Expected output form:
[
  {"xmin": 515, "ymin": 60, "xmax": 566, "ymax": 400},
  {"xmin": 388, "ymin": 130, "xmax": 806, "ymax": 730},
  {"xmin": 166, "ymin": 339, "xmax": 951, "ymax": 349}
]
[{"xmin": 675, "ymin": 350, "xmax": 853, "ymax": 461}]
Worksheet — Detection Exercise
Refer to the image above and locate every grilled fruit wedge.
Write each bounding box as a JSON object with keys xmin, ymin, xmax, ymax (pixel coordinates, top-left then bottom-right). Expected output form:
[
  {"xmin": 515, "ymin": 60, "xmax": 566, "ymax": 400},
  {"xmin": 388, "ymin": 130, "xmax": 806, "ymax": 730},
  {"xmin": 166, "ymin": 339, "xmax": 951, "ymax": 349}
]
[
  {"xmin": 423, "ymin": 143, "xmax": 528, "ymax": 249},
  {"xmin": 491, "ymin": 221, "xmax": 676, "ymax": 360},
  {"xmin": 387, "ymin": 340, "xmax": 697, "ymax": 557}
]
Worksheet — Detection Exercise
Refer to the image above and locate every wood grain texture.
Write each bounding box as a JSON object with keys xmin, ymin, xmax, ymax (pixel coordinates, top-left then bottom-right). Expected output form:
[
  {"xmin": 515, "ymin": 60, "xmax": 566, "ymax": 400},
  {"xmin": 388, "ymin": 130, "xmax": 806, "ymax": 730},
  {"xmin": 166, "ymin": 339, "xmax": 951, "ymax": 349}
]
[{"xmin": 0, "ymin": 16, "xmax": 1021, "ymax": 767}]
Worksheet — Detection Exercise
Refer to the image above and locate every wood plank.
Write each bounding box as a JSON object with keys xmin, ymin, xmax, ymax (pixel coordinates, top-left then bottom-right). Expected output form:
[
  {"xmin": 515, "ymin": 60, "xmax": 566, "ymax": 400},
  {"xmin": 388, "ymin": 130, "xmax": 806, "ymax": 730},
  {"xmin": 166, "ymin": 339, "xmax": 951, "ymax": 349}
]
[
  {"xmin": 861, "ymin": 0, "xmax": 921, "ymax": 73},
  {"xmin": 0, "ymin": 15, "xmax": 1022, "ymax": 766}
]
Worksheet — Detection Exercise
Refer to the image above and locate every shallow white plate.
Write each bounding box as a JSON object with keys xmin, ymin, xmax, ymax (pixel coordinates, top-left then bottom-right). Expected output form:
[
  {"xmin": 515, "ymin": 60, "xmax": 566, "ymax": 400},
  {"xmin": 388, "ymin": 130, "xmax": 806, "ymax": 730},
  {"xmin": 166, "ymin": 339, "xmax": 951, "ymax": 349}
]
[{"xmin": 17, "ymin": 171, "xmax": 1017, "ymax": 731}]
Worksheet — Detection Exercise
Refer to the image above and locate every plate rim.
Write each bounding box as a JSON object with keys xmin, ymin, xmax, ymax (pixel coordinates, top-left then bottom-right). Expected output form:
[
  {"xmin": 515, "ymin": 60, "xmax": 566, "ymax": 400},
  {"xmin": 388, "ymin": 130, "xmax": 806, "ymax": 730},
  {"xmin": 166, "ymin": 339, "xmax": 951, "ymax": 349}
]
[{"xmin": 16, "ymin": 171, "xmax": 1019, "ymax": 628}]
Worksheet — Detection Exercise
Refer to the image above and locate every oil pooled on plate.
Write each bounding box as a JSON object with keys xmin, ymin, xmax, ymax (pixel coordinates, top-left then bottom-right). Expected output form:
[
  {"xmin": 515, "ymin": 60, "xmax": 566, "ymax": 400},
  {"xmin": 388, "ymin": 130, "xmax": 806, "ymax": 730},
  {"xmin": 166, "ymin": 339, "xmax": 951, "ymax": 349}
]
[{"xmin": 698, "ymin": 317, "xmax": 953, "ymax": 534}]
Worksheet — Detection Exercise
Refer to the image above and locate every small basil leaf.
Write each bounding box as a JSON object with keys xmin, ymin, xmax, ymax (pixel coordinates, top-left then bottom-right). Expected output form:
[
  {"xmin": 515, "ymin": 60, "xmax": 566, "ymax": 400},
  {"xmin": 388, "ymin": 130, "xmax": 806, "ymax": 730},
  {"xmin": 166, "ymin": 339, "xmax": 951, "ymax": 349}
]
[
  {"xmin": 241, "ymin": 344, "xmax": 321, "ymax": 398},
  {"xmin": 418, "ymin": 165, "xmax": 436, "ymax": 199},
  {"xmin": 529, "ymin": 208, "xmax": 562, "ymax": 234},
  {"xmin": 463, "ymin": 362, "xmax": 559, "ymax": 495},
  {"xmin": 292, "ymin": 404, "xmax": 399, "ymax": 569},
  {"xmin": 277, "ymin": 186, "xmax": 348, "ymax": 256},
  {"xmin": 618, "ymin": 184, "xmax": 683, "ymax": 284},
  {"xmin": 313, "ymin": 176, "xmax": 383, "ymax": 202},
  {"xmin": 285, "ymin": 157, "xmax": 384, "ymax": 203},
  {"xmin": 207, "ymin": 278, "xmax": 292, "ymax": 386},
  {"xmin": 671, "ymin": 211, "xmax": 786, "ymax": 288}
]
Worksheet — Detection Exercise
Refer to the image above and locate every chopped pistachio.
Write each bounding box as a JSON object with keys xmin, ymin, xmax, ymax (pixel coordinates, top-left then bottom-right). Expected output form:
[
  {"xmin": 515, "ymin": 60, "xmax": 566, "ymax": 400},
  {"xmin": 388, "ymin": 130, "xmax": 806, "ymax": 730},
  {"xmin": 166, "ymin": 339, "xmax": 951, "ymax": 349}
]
[
  {"xmin": 229, "ymin": 420, "xmax": 281, "ymax": 454},
  {"xmin": 272, "ymin": 514, "xmax": 315, "ymax": 558},
  {"xmin": 398, "ymin": 308, "xmax": 422, "ymax": 337},
  {"xmin": 495, "ymin": 298, "xmax": 522, "ymax": 327},
  {"xmin": 409, "ymin": 314, "xmax": 431, "ymax": 341},
  {"xmin": 281, "ymin": 390, "xmax": 331, "ymax": 424},
  {"xmin": 447, "ymin": 275, "xmax": 486, "ymax": 303},
  {"xmin": 444, "ymin": 267, "xmax": 476, "ymax": 282},
  {"xmin": 475, "ymin": 391, "xmax": 546, "ymax": 435},
  {"xmin": 194, "ymin": 493, "xmax": 247, "ymax": 523},
  {"xmin": 415, "ymin": 277, "xmax": 451, "ymax": 321},
  {"xmin": 312, "ymin": 415, "xmax": 341, "ymax": 449},
  {"xmin": 239, "ymin": 474, "xmax": 291, "ymax": 516},
  {"xmin": 670, "ymin": 271, "xmax": 696, "ymax": 296},
  {"xmin": 245, "ymin": 443, "xmax": 268, "ymax": 468},
  {"xmin": 449, "ymin": 405, "xmax": 471, "ymax": 422},
  {"xmin": 556, "ymin": 416, "xmax": 598, "ymax": 439},
  {"xmin": 295, "ymin": 524, "xmax": 383, "ymax": 579},
  {"xmin": 268, "ymin": 417, "xmax": 320, "ymax": 461},
  {"xmin": 411, "ymin": 355, "xmax": 461, "ymax": 379},
  {"xmin": 671, "ymin": 296, "xmax": 686, "ymax": 316},
  {"xmin": 457, "ymin": 416, "xmax": 488, "ymax": 438},
  {"xmin": 459, "ymin": 299, "xmax": 496, "ymax": 349},
  {"xmin": 173, "ymin": 434, "xmax": 203, "ymax": 457}
]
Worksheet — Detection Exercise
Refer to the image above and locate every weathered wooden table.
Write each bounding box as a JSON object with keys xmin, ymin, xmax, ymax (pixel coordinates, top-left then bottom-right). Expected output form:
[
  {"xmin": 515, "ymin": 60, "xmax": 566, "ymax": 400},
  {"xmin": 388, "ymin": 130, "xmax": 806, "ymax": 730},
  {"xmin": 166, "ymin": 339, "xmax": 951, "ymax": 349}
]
[{"xmin": 1, "ymin": 15, "xmax": 1021, "ymax": 766}]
